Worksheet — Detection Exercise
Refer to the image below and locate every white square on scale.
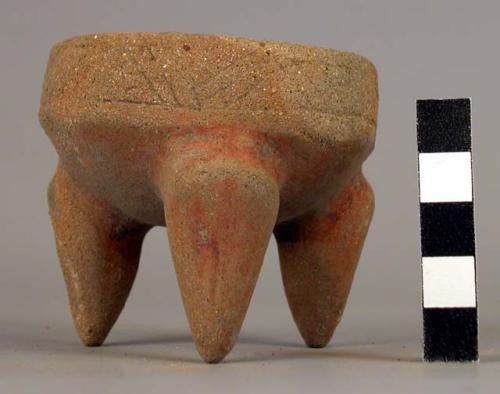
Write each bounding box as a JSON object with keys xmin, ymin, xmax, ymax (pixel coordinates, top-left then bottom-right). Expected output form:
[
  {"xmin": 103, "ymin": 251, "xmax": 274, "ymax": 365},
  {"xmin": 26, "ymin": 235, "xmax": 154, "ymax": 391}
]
[
  {"xmin": 419, "ymin": 152, "xmax": 473, "ymax": 203},
  {"xmin": 422, "ymin": 256, "xmax": 476, "ymax": 308}
]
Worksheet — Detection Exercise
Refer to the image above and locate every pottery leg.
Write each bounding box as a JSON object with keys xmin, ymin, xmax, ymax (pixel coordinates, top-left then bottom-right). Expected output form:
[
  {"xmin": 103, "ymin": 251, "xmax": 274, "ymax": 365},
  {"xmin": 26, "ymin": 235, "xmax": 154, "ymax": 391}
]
[
  {"xmin": 48, "ymin": 165, "xmax": 150, "ymax": 346},
  {"xmin": 274, "ymin": 172, "xmax": 374, "ymax": 348},
  {"xmin": 160, "ymin": 155, "xmax": 280, "ymax": 363}
]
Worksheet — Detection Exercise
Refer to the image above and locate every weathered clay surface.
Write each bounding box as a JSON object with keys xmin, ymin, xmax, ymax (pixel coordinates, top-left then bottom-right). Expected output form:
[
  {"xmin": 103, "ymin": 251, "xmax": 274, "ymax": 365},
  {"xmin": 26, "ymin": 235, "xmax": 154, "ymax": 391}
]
[{"xmin": 39, "ymin": 32, "xmax": 378, "ymax": 363}]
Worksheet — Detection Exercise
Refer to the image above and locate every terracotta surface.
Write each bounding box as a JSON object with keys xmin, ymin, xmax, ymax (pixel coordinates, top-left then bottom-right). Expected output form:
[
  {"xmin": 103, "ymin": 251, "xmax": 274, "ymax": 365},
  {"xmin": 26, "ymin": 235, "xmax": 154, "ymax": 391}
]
[{"xmin": 39, "ymin": 32, "xmax": 378, "ymax": 363}]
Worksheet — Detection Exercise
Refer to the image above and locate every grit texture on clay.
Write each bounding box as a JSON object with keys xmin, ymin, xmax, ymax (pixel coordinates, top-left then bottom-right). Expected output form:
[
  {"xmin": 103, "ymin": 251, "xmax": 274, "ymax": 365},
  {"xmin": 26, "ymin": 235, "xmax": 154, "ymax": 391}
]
[{"xmin": 39, "ymin": 32, "xmax": 378, "ymax": 363}]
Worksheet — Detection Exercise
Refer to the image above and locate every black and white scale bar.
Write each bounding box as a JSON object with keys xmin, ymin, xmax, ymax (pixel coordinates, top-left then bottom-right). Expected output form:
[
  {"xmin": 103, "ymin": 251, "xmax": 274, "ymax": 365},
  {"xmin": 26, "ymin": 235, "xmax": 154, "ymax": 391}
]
[{"xmin": 417, "ymin": 98, "xmax": 478, "ymax": 362}]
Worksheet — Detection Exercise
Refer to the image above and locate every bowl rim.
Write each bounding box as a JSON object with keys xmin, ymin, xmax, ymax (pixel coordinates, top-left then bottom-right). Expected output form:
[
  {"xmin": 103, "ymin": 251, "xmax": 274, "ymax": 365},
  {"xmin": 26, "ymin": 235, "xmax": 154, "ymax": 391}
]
[{"xmin": 51, "ymin": 31, "xmax": 376, "ymax": 71}]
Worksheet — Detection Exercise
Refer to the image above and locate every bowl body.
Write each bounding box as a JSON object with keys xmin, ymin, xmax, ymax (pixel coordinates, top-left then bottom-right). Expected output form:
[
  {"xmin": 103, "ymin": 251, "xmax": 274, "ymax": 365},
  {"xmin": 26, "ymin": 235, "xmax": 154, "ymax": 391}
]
[{"xmin": 40, "ymin": 32, "xmax": 377, "ymax": 224}]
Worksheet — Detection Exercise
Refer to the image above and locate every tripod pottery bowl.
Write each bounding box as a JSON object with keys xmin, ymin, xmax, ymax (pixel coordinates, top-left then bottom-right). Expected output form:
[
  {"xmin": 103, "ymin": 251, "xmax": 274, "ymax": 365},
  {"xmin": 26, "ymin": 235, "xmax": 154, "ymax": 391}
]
[{"xmin": 39, "ymin": 32, "xmax": 378, "ymax": 363}]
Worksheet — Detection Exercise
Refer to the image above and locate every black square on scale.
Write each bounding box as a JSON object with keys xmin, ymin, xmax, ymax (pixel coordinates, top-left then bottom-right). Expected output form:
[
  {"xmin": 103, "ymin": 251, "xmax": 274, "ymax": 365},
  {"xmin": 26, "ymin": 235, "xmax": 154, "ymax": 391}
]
[
  {"xmin": 417, "ymin": 99, "xmax": 471, "ymax": 153},
  {"xmin": 420, "ymin": 202, "xmax": 475, "ymax": 257}
]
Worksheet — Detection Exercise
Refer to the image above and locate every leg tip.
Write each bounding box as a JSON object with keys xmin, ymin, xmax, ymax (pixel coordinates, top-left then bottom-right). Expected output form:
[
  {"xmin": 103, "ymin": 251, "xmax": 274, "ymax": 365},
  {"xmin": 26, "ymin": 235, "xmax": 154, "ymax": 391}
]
[
  {"xmin": 201, "ymin": 353, "xmax": 226, "ymax": 364},
  {"xmin": 193, "ymin": 330, "xmax": 237, "ymax": 363},
  {"xmin": 304, "ymin": 339, "xmax": 330, "ymax": 349},
  {"xmin": 77, "ymin": 325, "xmax": 109, "ymax": 347},
  {"xmin": 197, "ymin": 342, "xmax": 234, "ymax": 364},
  {"xmin": 299, "ymin": 325, "xmax": 335, "ymax": 349},
  {"xmin": 82, "ymin": 340, "xmax": 104, "ymax": 348}
]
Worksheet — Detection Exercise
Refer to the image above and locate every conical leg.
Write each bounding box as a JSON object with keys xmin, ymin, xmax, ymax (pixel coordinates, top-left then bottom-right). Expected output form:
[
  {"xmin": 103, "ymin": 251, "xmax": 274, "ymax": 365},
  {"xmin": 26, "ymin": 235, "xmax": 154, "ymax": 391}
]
[
  {"xmin": 160, "ymin": 155, "xmax": 280, "ymax": 363},
  {"xmin": 274, "ymin": 173, "xmax": 374, "ymax": 348},
  {"xmin": 48, "ymin": 165, "xmax": 150, "ymax": 346}
]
